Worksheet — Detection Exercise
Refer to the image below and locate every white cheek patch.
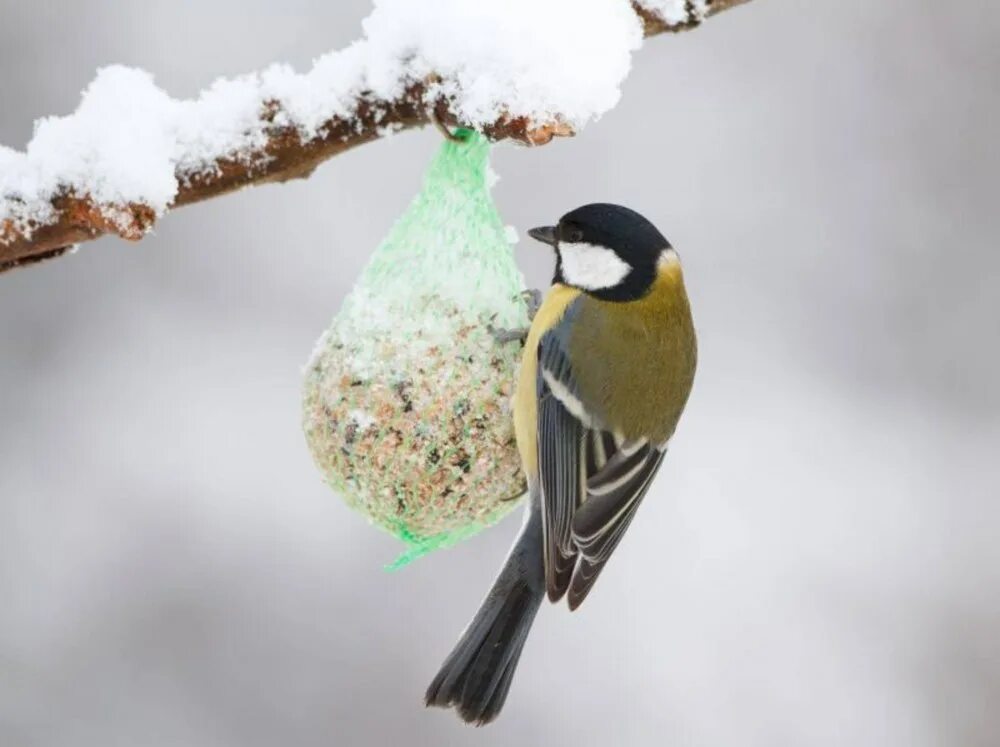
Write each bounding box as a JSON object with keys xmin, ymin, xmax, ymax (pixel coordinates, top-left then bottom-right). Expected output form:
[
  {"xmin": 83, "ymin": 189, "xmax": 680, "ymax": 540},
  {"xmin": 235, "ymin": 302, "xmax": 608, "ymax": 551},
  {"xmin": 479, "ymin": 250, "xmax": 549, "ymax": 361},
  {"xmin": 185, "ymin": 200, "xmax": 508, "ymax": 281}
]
[{"xmin": 558, "ymin": 242, "xmax": 631, "ymax": 290}]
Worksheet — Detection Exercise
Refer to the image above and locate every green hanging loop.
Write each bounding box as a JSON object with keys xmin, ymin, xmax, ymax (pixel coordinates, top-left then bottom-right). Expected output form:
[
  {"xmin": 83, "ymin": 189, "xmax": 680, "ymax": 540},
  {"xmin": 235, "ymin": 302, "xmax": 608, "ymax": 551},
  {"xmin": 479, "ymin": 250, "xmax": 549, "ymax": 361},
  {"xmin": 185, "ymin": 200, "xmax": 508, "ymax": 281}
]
[{"xmin": 302, "ymin": 129, "xmax": 529, "ymax": 569}]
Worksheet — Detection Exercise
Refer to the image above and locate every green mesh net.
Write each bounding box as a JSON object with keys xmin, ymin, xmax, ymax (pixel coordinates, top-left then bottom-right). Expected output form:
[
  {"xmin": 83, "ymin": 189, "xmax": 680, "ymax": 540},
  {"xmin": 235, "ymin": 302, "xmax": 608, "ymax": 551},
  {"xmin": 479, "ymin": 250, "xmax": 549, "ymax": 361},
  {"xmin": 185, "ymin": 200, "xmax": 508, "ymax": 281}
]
[{"xmin": 302, "ymin": 130, "xmax": 529, "ymax": 568}]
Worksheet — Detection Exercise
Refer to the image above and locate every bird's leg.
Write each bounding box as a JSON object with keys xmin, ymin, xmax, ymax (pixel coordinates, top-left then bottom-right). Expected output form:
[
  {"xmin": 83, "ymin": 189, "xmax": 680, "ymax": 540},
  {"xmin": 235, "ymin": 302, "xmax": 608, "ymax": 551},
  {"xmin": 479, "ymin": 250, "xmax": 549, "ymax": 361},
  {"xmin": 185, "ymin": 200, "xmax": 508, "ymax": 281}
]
[
  {"xmin": 523, "ymin": 288, "xmax": 543, "ymax": 321},
  {"xmin": 488, "ymin": 289, "xmax": 543, "ymax": 346},
  {"xmin": 489, "ymin": 321, "xmax": 528, "ymax": 345}
]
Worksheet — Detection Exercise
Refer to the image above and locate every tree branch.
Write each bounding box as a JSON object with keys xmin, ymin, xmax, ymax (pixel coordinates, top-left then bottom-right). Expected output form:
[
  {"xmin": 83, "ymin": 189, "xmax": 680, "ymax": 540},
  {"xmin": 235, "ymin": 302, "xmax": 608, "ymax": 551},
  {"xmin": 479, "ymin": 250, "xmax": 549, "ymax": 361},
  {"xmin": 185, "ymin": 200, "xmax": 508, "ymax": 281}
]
[{"xmin": 0, "ymin": 0, "xmax": 751, "ymax": 273}]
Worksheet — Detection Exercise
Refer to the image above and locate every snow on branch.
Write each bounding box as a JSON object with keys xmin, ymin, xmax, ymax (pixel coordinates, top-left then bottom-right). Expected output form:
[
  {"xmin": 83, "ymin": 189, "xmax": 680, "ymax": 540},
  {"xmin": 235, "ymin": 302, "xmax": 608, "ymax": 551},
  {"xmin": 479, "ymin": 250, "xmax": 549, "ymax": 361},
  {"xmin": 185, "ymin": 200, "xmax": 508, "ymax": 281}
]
[{"xmin": 0, "ymin": 0, "xmax": 750, "ymax": 273}]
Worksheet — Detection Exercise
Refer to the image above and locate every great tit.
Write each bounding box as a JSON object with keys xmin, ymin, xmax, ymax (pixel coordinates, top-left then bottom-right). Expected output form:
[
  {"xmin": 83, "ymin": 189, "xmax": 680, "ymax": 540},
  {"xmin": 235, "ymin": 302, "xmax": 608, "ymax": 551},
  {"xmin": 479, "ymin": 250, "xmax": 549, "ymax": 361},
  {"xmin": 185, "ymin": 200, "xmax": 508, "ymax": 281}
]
[{"xmin": 426, "ymin": 203, "xmax": 697, "ymax": 724}]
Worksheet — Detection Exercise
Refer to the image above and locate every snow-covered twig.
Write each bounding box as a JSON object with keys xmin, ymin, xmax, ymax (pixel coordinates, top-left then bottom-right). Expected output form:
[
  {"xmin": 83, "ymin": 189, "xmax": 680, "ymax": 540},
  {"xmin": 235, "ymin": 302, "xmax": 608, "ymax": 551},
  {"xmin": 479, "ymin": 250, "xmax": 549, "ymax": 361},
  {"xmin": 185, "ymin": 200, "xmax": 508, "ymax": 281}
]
[{"xmin": 0, "ymin": 0, "xmax": 750, "ymax": 273}]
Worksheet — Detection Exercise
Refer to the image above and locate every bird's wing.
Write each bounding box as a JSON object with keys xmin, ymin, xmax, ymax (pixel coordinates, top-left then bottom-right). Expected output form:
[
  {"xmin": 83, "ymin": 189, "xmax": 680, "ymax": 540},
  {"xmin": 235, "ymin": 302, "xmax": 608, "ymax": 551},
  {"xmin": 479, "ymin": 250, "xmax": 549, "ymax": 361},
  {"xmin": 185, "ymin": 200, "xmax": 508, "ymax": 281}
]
[
  {"xmin": 536, "ymin": 312, "xmax": 668, "ymax": 608},
  {"xmin": 536, "ymin": 324, "xmax": 586, "ymax": 602},
  {"xmin": 568, "ymin": 439, "xmax": 665, "ymax": 609}
]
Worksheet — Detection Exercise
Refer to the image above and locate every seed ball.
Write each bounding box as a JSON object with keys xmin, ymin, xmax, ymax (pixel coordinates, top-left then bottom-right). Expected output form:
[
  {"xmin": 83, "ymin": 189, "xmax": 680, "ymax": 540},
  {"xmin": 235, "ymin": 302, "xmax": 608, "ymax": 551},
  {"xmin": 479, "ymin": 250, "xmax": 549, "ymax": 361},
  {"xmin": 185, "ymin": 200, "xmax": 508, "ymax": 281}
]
[{"xmin": 302, "ymin": 296, "xmax": 527, "ymax": 557}]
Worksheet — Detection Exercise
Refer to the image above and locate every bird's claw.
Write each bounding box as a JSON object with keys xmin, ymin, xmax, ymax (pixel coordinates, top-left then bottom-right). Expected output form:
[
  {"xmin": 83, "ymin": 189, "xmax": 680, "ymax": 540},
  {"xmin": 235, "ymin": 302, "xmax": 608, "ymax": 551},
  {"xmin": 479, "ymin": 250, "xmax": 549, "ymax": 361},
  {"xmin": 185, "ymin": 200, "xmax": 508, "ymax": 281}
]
[
  {"xmin": 489, "ymin": 322, "xmax": 529, "ymax": 346},
  {"xmin": 522, "ymin": 289, "xmax": 542, "ymax": 321},
  {"xmin": 494, "ymin": 329, "xmax": 529, "ymax": 345},
  {"xmin": 487, "ymin": 311, "xmax": 528, "ymax": 346},
  {"xmin": 487, "ymin": 290, "xmax": 541, "ymax": 346}
]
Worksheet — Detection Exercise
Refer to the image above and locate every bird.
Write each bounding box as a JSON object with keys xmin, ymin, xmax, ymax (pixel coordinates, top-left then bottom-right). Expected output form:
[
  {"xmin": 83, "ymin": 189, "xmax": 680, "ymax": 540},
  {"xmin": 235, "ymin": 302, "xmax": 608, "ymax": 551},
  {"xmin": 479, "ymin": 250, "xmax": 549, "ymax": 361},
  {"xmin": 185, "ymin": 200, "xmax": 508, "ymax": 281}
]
[{"xmin": 425, "ymin": 203, "xmax": 697, "ymax": 724}]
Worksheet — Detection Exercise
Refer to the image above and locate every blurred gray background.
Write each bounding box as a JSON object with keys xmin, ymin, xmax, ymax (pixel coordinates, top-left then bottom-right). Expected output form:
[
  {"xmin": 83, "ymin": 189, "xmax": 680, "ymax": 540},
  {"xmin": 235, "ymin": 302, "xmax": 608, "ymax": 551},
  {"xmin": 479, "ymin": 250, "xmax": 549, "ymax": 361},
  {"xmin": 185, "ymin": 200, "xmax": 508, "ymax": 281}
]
[{"xmin": 2, "ymin": 1, "xmax": 998, "ymax": 745}]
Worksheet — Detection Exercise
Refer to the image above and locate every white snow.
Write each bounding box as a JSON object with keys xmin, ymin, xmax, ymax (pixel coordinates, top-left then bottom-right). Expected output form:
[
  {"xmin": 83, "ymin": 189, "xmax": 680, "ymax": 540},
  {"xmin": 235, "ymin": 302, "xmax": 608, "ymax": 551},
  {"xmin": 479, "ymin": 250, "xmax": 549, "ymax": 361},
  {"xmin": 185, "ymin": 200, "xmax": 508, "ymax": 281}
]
[
  {"xmin": 637, "ymin": 0, "xmax": 710, "ymax": 25},
  {"xmin": 0, "ymin": 0, "xmax": 696, "ymax": 242},
  {"xmin": 354, "ymin": 0, "xmax": 642, "ymax": 130}
]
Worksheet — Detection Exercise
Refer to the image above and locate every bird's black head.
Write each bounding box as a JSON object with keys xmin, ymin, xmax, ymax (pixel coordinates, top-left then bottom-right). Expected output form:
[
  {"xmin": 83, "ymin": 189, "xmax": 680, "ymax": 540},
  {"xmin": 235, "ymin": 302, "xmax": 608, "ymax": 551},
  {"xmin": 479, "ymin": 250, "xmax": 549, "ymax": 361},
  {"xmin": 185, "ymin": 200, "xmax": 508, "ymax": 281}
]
[{"xmin": 527, "ymin": 203, "xmax": 674, "ymax": 302}]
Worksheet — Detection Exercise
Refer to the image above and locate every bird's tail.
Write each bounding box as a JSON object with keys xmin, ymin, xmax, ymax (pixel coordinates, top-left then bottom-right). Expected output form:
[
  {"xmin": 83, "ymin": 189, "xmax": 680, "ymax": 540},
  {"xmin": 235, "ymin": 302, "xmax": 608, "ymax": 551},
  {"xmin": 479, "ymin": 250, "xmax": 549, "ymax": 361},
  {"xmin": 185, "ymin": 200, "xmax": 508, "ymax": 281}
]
[{"xmin": 425, "ymin": 505, "xmax": 544, "ymax": 725}]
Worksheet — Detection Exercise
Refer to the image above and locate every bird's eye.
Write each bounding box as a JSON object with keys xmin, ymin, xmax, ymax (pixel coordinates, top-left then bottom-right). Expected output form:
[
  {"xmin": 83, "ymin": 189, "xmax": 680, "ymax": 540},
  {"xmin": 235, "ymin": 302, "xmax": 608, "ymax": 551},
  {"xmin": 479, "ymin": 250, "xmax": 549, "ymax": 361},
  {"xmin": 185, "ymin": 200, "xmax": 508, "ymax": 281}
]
[{"xmin": 568, "ymin": 230, "xmax": 584, "ymax": 243}]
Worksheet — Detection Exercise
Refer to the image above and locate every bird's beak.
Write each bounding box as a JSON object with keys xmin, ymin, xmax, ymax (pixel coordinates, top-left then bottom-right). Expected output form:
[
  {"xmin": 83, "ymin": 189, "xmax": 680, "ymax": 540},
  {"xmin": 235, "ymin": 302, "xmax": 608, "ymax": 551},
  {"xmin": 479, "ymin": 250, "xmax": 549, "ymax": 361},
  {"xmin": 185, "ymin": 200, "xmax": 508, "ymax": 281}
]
[{"xmin": 527, "ymin": 226, "xmax": 557, "ymax": 246}]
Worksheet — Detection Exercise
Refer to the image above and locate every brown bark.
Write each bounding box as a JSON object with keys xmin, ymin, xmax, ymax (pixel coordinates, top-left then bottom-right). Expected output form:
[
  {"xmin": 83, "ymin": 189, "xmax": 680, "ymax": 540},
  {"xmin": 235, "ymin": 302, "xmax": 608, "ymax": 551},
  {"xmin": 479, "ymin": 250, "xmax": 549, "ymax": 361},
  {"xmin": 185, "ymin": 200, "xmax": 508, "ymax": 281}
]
[{"xmin": 0, "ymin": 0, "xmax": 751, "ymax": 273}]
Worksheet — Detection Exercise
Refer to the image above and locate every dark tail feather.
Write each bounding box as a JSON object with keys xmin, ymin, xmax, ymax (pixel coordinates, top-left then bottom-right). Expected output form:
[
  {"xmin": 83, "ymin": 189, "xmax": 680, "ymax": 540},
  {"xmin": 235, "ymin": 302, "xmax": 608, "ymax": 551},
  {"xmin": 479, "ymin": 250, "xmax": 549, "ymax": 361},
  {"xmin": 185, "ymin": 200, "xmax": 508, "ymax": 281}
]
[{"xmin": 426, "ymin": 507, "xmax": 544, "ymax": 725}]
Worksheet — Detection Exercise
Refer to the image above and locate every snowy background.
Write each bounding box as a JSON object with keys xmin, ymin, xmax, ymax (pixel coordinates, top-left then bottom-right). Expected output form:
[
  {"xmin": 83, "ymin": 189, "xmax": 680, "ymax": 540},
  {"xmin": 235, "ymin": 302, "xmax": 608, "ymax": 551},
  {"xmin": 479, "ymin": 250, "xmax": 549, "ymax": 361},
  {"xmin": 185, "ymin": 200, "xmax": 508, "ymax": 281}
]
[{"xmin": 2, "ymin": 1, "xmax": 999, "ymax": 745}]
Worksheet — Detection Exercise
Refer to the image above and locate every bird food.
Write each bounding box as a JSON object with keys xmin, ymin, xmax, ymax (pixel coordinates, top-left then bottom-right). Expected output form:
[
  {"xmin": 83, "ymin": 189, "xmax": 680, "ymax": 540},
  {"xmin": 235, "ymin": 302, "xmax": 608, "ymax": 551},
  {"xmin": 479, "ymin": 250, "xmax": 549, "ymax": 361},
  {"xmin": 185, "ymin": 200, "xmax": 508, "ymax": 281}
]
[{"xmin": 302, "ymin": 130, "xmax": 529, "ymax": 566}]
